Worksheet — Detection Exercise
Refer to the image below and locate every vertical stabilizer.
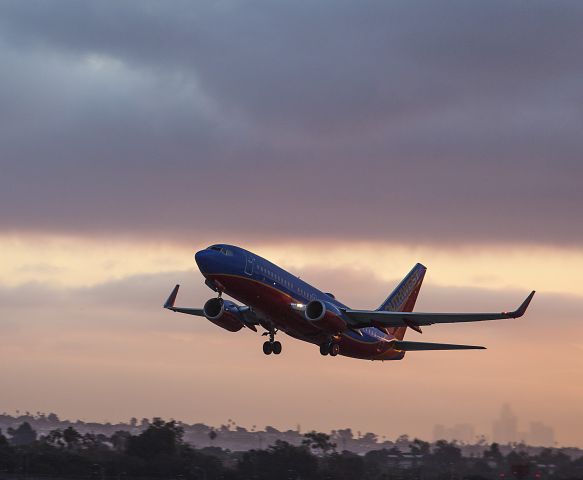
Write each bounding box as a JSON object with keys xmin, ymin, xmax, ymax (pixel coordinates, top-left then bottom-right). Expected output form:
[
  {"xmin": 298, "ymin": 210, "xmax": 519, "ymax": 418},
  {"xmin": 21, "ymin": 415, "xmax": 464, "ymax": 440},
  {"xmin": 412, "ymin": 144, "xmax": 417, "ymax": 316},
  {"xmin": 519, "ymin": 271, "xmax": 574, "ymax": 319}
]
[{"xmin": 377, "ymin": 263, "xmax": 426, "ymax": 339}]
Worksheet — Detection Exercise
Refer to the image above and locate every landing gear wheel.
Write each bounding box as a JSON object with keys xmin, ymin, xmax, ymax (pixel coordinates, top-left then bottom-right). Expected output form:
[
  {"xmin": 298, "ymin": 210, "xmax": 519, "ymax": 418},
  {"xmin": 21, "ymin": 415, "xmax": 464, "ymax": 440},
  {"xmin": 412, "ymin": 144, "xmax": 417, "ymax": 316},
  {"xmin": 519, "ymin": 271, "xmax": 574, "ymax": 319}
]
[
  {"xmin": 262, "ymin": 341, "xmax": 273, "ymax": 355},
  {"xmin": 272, "ymin": 341, "xmax": 282, "ymax": 355},
  {"xmin": 319, "ymin": 343, "xmax": 330, "ymax": 356},
  {"xmin": 329, "ymin": 342, "xmax": 340, "ymax": 357}
]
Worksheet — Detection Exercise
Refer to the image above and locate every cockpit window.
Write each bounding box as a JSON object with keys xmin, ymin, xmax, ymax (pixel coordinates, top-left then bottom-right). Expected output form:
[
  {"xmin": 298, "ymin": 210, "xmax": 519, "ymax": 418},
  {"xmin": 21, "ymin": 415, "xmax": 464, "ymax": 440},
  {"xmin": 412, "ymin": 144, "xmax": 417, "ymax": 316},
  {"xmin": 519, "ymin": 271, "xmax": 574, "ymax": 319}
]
[{"xmin": 208, "ymin": 245, "xmax": 234, "ymax": 256}]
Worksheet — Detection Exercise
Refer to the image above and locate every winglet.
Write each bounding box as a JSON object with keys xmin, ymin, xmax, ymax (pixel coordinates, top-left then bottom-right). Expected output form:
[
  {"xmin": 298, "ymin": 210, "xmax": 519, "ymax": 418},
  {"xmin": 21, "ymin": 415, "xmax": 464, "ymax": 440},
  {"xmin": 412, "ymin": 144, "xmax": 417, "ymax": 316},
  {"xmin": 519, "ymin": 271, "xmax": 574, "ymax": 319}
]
[
  {"xmin": 164, "ymin": 285, "xmax": 180, "ymax": 310},
  {"xmin": 510, "ymin": 290, "xmax": 535, "ymax": 318}
]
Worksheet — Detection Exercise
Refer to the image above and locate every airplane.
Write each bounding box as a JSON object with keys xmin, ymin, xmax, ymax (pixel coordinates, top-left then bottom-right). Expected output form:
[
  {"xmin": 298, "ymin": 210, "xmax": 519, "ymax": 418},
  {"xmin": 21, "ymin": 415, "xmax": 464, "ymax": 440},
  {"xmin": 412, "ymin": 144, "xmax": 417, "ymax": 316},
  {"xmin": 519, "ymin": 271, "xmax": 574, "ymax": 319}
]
[{"xmin": 163, "ymin": 244, "xmax": 535, "ymax": 361}]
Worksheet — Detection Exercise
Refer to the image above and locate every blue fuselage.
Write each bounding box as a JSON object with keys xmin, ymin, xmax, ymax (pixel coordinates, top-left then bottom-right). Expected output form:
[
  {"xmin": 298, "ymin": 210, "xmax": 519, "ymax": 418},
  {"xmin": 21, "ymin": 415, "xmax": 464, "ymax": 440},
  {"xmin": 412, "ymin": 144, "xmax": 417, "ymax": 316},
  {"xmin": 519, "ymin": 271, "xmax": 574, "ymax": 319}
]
[{"xmin": 195, "ymin": 244, "xmax": 404, "ymax": 360}]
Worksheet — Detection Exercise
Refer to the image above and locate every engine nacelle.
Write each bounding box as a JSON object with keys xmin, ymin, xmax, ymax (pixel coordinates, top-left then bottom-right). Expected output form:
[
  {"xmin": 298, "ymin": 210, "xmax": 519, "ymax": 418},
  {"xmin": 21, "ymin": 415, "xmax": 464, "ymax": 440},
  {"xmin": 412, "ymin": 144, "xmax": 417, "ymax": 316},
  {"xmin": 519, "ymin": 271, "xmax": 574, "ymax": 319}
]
[
  {"xmin": 304, "ymin": 300, "xmax": 347, "ymax": 333},
  {"xmin": 203, "ymin": 298, "xmax": 244, "ymax": 332}
]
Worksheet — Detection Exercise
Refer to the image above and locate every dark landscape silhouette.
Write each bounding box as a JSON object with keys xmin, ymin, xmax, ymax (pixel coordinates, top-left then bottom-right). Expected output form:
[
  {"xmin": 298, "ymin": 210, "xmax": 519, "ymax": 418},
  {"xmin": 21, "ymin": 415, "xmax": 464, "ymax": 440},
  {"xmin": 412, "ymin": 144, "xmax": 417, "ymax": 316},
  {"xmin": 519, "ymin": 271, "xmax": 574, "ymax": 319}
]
[{"xmin": 0, "ymin": 413, "xmax": 581, "ymax": 479}]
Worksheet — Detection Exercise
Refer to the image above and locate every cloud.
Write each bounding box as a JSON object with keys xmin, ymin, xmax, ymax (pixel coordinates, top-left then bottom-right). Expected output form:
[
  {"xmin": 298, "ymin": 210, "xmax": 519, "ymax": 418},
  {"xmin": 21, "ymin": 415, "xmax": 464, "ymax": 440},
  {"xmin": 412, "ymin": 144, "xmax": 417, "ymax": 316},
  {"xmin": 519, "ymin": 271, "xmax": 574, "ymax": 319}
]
[
  {"xmin": 0, "ymin": 267, "xmax": 582, "ymax": 445},
  {"xmin": 1, "ymin": 1, "xmax": 581, "ymax": 445},
  {"xmin": 0, "ymin": 0, "xmax": 581, "ymax": 245}
]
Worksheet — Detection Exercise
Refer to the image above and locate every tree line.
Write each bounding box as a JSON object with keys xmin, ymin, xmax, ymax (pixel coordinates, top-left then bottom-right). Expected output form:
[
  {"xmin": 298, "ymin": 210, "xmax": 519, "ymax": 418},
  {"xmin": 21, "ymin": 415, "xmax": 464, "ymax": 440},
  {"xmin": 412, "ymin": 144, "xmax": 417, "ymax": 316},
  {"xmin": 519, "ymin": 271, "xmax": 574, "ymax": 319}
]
[{"xmin": 1, "ymin": 420, "xmax": 582, "ymax": 479}]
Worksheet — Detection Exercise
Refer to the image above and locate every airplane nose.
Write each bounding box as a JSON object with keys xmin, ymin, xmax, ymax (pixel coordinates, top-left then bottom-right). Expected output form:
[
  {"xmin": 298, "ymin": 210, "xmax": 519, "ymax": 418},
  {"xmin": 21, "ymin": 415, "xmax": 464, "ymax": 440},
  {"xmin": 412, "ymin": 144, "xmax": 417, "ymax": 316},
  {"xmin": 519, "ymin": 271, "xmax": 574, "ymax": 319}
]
[{"xmin": 195, "ymin": 249, "xmax": 215, "ymax": 273}]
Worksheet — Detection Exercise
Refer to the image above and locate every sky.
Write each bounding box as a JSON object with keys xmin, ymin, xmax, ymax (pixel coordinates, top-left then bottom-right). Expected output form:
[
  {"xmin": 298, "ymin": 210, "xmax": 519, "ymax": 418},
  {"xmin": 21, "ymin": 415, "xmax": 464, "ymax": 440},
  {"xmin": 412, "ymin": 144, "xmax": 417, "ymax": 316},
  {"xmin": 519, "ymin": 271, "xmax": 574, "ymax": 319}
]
[{"xmin": 0, "ymin": 0, "xmax": 582, "ymax": 446}]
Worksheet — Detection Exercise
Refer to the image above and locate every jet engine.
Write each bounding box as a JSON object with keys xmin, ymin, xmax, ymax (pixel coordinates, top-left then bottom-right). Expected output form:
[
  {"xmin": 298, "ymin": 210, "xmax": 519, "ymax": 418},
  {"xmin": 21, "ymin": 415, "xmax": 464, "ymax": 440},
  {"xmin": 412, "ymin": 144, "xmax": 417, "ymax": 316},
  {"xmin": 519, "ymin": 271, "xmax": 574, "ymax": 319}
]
[
  {"xmin": 304, "ymin": 300, "xmax": 347, "ymax": 333},
  {"xmin": 203, "ymin": 298, "xmax": 245, "ymax": 332}
]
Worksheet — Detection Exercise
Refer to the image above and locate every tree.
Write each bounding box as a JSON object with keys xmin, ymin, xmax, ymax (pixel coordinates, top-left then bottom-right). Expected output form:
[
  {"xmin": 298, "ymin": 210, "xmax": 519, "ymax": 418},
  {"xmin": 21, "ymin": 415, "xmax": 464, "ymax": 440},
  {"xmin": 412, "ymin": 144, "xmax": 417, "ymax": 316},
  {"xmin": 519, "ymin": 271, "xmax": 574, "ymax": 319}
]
[
  {"xmin": 302, "ymin": 431, "xmax": 336, "ymax": 456},
  {"xmin": 237, "ymin": 440, "xmax": 318, "ymax": 480},
  {"xmin": 43, "ymin": 429, "xmax": 65, "ymax": 448},
  {"xmin": 7, "ymin": 422, "xmax": 37, "ymax": 446},
  {"xmin": 483, "ymin": 442, "xmax": 504, "ymax": 466},
  {"xmin": 395, "ymin": 434, "xmax": 410, "ymax": 450},
  {"xmin": 410, "ymin": 438, "xmax": 430, "ymax": 457},
  {"xmin": 0, "ymin": 430, "xmax": 8, "ymax": 447},
  {"xmin": 506, "ymin": 450, "xmax": 531, "ymax": 479},
  {"xmin": 361, "ymin": 432, "xmax": 378, "ymax": 444},
  {"xmin": 110, "ymin": 430, "xmax": 131, "ymax": 452},
  {"xmin": 433, "ymin": 439, "xmax": 462, "ymax": 462},
  {"xmin": 127, "ymin": 418, "xmax": 184, "ymax": 459},
  {"xmin": 0, "ymin": 429, "xmax": 15, "ymax": 473},
  {"xmin": 364, "ymin": 449, "xmax": 392, "ymax": 477},
  {"xmin": 325, "ymin": 450, "xmax": 364, "ymax": 480},
  {"xmin": 81, "ymin": 432, "xmax": 108, "ymax": 450},
  {"xmin": 335, "ymin": 428, "xmax": 353, "ymax": 451},
  {"xmin": 386, "ymin": 445, "xmax": 404, "ymax": 469},
  {"xmin": 534, "ymin": 448, "xmax": 571, "ymax": 470},
  {"xmin": 429, "ymin": 440, "xmax": 463, "ymax": 477},
  {"xmin": 63, "ymin": 426, "xmax": 82, "ymax": 450},
  {"xmin": 409, "ymin": 438, "xmax": 430, "ymax": 470},
  {"xmin": 47, "ymin": 413, "xmax": 60, "ymax": 423}
]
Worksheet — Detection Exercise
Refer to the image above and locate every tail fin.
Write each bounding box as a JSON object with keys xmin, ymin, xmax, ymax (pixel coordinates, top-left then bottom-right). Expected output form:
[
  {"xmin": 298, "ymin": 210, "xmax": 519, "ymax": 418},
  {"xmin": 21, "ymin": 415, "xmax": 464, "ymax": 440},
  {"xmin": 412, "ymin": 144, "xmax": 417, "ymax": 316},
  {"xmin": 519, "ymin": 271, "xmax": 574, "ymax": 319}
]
[{"xmin": 377, "ymin": 263, "xmax": 426, "ymax": 340}]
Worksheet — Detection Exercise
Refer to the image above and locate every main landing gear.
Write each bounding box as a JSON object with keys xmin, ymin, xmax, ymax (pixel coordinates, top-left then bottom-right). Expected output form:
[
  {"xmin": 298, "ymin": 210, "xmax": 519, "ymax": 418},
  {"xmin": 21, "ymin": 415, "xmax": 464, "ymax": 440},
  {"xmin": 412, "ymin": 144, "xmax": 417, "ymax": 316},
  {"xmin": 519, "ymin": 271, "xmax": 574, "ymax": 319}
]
[
  {"xmin": 262, "ymin": 328, "xmax": 282, "ymax": 355},
  {"xmin": 263, "ymin": 341, "xmax": 282, "ymax": 355},
  {"xmin": 320, "ymin": 341, "xmax": 340, "ymax": 357}
]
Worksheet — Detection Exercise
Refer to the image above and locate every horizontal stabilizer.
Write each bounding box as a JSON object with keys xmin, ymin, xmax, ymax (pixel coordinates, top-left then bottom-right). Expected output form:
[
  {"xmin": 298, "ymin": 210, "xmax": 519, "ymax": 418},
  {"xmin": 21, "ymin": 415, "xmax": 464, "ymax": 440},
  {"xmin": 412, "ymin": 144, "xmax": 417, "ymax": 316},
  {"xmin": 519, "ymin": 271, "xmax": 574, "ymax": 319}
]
[{"xmin": 392, "ymin": 340, "xmax": 485, "ymax": 351}]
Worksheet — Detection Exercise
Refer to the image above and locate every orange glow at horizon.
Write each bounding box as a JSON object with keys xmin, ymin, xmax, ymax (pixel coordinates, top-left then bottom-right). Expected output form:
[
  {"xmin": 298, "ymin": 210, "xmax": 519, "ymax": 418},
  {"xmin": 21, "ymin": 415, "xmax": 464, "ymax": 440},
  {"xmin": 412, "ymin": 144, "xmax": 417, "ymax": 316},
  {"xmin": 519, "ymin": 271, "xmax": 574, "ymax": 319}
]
[
  {"xmin": 1, "ymin": 233, "xmax": 582, "ymax": 447},
  {"xmin": 1, "ymin": 234, "xmax": 582, "ymax": 297}
]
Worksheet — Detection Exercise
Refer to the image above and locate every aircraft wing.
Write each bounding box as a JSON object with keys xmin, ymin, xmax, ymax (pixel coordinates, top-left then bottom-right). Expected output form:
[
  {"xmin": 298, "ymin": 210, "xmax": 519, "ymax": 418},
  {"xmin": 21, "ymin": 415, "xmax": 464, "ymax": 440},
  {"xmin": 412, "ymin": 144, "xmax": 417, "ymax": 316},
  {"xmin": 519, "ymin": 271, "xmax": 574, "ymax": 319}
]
[
  {"xmin": 391, "ymin": 340, "xmax": 485, "ymax": 351},
  {"xmin": 163, "ymin": 285, "xmax": 205, "ymax": 316},
  {"xmin": 342, "ymin": 291, "xmax": 535, "ymax": 329},
  {"xmin": 163, "ymin": 285, "xmax": 260, "ymax": 331}
]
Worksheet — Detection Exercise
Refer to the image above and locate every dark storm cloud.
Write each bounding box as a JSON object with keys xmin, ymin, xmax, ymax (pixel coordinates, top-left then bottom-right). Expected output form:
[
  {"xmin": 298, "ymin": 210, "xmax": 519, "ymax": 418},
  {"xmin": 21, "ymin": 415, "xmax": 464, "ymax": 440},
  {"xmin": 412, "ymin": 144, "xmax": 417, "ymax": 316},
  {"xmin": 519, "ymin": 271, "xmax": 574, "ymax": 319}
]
[{"xmin": 0, "ymin": 0, "xmax": 582, "ymax": 244}]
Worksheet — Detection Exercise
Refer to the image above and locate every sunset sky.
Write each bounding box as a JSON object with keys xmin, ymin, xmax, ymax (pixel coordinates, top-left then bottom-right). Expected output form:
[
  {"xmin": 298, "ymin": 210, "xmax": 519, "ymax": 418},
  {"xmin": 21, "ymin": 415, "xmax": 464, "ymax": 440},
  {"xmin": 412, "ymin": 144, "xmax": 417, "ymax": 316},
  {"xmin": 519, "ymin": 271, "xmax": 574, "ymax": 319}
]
[{"xmin": 1, "ymin": 1, "xmax": 582, "ymax": 446}]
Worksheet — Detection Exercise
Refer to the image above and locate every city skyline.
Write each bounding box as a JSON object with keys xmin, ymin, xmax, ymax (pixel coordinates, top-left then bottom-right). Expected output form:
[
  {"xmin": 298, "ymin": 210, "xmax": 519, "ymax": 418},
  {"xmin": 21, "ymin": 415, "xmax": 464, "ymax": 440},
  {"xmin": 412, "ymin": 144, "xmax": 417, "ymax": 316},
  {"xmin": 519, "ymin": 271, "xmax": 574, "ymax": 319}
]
[{"xmin": 434, "ymin": 404, "xmax": 555, "ymax": 447}]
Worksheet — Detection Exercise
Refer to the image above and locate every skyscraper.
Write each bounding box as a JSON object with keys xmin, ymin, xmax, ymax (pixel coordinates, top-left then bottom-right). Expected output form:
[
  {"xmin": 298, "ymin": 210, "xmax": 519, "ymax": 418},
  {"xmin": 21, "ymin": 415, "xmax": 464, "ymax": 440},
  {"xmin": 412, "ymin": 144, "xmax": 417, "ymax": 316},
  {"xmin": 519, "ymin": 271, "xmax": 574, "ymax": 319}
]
[
  {"xmin": 529, "ymin": 421, "xmax": 555, "ymax": 447},
  {"xmin": 492, "ymin": 404, "xmax": 518, "ymax": 444}
]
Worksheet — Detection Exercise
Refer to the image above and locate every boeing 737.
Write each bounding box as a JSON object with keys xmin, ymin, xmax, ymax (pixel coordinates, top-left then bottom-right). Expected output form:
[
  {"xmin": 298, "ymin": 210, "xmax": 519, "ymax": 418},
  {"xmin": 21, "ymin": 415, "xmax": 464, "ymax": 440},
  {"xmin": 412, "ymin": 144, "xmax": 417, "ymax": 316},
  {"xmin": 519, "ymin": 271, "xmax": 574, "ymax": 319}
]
[{"xmin": 163, "ymin": 244, "xmax": 535, "ymax": 360}]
